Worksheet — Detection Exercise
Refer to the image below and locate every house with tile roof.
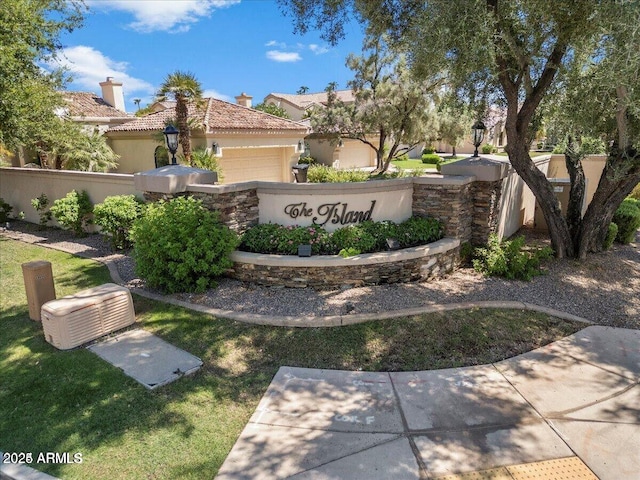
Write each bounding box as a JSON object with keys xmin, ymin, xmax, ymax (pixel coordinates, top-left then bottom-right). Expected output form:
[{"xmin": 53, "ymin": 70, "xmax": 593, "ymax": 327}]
[
  {"xmin": 61, "ymin": 78, "xmax": 135, "ymax": 133},
  {"xmin": 263, "ymin": 90, "xmax": 377, "ymax": 169},
  {"xmin": 106, "ymin": 96, "xmax": 309, "ymax": 182}
]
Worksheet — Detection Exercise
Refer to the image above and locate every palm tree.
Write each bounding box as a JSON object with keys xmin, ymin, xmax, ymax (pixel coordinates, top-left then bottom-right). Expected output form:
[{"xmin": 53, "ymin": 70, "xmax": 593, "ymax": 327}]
[
  {"xmin": 156, "ymin": 71, "xmax": 203, "ymax": 165},
  {"xmin": 133, "ymin": 98, "xmax": 141, "ymax": 111}
]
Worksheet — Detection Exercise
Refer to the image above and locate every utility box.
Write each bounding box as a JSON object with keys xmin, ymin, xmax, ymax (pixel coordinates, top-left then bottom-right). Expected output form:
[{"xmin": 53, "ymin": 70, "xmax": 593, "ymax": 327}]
[
  {"xmin": 22, "ymin": 261, "xmax": 56, "ymax": 321},
  {"xmin": 534, "ymin": 178, "xmax": 573, "ymax": 231},
  {"xmin": 41, "ymin": 283, "xmax": 135, "ymax": 350}
]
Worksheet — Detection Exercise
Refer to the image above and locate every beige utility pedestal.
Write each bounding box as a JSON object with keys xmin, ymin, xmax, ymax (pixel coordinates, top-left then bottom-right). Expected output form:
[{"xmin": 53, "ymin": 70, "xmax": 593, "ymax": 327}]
[{"xmin": 22, "ymin": 261, "xmax": 56, "ymax": 321}]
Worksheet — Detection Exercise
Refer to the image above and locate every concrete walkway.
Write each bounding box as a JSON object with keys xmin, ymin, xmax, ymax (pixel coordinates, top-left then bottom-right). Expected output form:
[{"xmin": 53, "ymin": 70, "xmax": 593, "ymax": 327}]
[{"xmin": 216, "ymin": 326, "xmax": 640, "ymax": 479}]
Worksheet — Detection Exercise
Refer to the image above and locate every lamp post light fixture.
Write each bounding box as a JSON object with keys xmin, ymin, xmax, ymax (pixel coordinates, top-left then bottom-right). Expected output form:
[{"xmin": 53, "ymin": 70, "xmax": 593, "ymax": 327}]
[
  {"xmin": 471, "ymin": 120, "xmax": 486, "ymax": 157},
  {"xmin": 163, "ymin": 125, "xmax": 179, "ymax": 165}
]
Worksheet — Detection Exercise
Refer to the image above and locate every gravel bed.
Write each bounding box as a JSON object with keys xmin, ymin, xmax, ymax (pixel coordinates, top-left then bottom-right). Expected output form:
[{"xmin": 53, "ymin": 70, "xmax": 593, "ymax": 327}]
[{"xmin": 2, "ymin": 221, "xmax": 638, "ymax": 329}]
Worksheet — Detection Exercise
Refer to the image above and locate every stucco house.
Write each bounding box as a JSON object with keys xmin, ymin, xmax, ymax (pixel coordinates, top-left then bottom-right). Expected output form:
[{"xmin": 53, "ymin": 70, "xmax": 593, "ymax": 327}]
[
  {"xmin": 263, "ymin": 90, "xmax": 377, "ymax": 169},
  {"xmin": 61, "ymin": 77, "xmax": 134, "ymax": 134},
  {"xmin": 106, "ymin": 96, "xmax": 309, "ymax": 183}
]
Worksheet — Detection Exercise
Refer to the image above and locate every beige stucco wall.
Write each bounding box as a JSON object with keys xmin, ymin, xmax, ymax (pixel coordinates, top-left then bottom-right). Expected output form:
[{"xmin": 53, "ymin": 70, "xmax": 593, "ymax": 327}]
[
  {"xmin": 546, "ymin": 154, "xmax": 606, "ymax": 207},
  {"xmin": 107, "ymin": 131, "xmax": 305, "ymax": 182},
  {"xmin": 264, "ymin": 96, "xmax": 304, "ymax": 121},
  {"xmin": 256, "ymin": 179, "xmax": 414, "ymax": 231},
  {"xmin": 307, "ymin": 138, "xmax": 376, "ymax": 169},
  {"xmin": 0, "ymin": 167, "xmax": 137, "ymax": 226}
]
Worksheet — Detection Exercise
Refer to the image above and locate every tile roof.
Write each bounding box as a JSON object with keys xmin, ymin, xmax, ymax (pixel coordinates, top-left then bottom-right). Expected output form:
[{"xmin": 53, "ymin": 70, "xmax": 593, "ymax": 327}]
[
  {"xmin": 267, "ymin": 90, "xmax": 355, "ymax": 110},
  {"xmin": 107, "ymin": 98, "xmax": 308, "ymax": 133},
  {"xmin": 62, "ymin": 91, "xmax": 132, "ymax": 119}
]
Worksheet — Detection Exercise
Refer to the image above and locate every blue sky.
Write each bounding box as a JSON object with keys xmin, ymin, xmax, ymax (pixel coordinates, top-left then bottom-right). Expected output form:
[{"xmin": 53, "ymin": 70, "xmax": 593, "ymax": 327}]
[{"xmin": 53, "ymin": 0, "xmax": 365, "ymax": 112}]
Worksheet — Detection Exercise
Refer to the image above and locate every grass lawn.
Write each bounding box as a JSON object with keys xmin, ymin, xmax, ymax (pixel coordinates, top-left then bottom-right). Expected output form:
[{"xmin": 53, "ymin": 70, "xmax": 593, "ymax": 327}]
[{"xmin": 0, "ymin": 237, "xmax": 584, "ymax": 479}]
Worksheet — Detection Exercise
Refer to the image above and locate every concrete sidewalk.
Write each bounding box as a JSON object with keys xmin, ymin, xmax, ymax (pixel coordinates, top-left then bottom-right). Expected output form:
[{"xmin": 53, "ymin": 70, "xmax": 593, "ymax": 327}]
[{"xmin": 216, "ymin": 326, "xmax": 640, "ymax": 479}]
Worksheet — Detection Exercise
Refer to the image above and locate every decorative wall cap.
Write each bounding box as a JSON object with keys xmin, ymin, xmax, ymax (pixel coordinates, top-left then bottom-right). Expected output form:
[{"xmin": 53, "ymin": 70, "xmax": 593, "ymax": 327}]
[
  {"xmin": 134, "ymin": 165, "xmax": 217, "ymax": 194},
  {"xmin": 440, "ymin": 156, "xmax": 511, "ymax": 182},
  {"xmin": 230, "ymin": 237, "xmax": 460, "ymax": 268}
]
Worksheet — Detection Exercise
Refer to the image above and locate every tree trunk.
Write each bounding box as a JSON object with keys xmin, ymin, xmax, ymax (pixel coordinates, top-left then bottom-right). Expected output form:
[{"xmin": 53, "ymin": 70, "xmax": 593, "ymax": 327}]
[
  {"xmin": 176, "ymin": 96, "xmax": 192, "ymax": 165},
  {"xmin": 505, "ymin": 121, "xmax": 575, "ymax": 258},
  {"xmin": 564, "ymin": 138, "xmax": 586, "ymax": 252},
  {"xmin": 576, "ymin": 148, "xmax": 640, "ymax": 258},
  {"xmin": 452, "ymin": 146, "xmax": 457, "ymax": 157}
]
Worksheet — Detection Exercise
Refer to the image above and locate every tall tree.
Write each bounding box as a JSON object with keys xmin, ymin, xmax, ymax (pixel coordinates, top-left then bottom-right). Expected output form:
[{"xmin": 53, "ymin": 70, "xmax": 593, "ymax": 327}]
[
  {"xmin": 254, "ymin": 102, "xmax": 291, "ymax": 118},
  {"xmin": 437, "ymin": 99, "xmax": 473, "ymax": 158},
  {"xmin": 0, "ymin": 0, "xmax": 85, "ymax": 151},
  {"xmin": 280, "ymin": 0, "xmax": 640, "ymax": 259},
  {"xmin": 312, "ymin": 34, "xmax": 441, "ymax": 173},
  {"xmin": 156, "ymin": 71, "xmax": 203, "ymax": 165}
]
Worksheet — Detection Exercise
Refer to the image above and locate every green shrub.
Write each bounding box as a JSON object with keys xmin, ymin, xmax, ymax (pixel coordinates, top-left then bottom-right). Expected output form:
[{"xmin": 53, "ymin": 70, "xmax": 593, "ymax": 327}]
[
  {"xmin": 339, "ymin": 247, "xmax": 361, "ymax": 257},
  {"xmin": 50, "ymin": 190, "xmax": 93, "ymax": 236},
  {"xmin": 481, "ymin": 144, "xmax": 495, "ymax": 154},
  {"xmin": 603, "ymin": 223, "xmax": 618, "ymax": 250},
  {"xmin": 421, "ymin": 153, "xmax": 442, "ymax": 165},
  {"xmin": 241, "ymin": 223, "xmax": 331, "ymax": 255},
  {"xmin": 360, "ymin": 220, "xmax": 400, "ymax": 251},
  {"xmin": 459, "ymin": 241, "xmax": 475, "ymax": 266},
  {"xmin": 31, "ymin": 194, "xmax": 52, "ymax": 229},
  {"xmin": 306, "ymin": 164, "xmax": 370, "ymax": 183},
  {"xmin": 612, "ymin": 199, "xmax": 640, "ymax": 244},
  {"xmin": 330, "ymin": 224, "xmax": 377, "ymax": 253},
  {"xmin": 0, "ymin": 198, "xmax": 13, "ymax": 223},
  {"xmin": 297, "ymin": 155, "xmax": 317, "ymax": 165},
  {"xmin": 239, "ymin": 216, "xmax": 443, "ymax": 255},
  {"xmin": 472, "ymin": 234, "xmax": 553, "ymax": 281},
  {"xmin": 395, "ymin": 216, "xmax": 444, "ymax": 248},
  {"xmin": 422, "ymin": 146, "xmax": 435, "ymax": 155},
  {"xmin": 94, "ymin": 195, "xmax": 146, "ymax": 250},
  {"xmin": 130, "ymin": 196, "xmax": 239, "ymax": 293},
  {"xmin": 188, "ymin": 148, "xmax": 224, "ymax": 182}
]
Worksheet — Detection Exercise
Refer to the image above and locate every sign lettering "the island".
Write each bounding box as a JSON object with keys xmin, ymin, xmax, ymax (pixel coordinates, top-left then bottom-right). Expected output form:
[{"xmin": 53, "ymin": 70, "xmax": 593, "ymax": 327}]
[{"xmin": 284, "ymin": 201, "xmax": 377, "ymax": 227}]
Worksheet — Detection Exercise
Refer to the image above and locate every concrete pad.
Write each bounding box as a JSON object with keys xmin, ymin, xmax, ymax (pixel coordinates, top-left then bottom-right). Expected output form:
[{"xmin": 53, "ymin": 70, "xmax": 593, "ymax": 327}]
[
  {"xmin": 288, "ymin": 437, "xmax": 419, "ymax": 479},
  {"xmin": 87, "ymin": 329, "xmax": 202, "ymax": 390},
  {"xmin": 552, "ymin": 420, "xmax": 640, "ymax": 480},
  {"xmin": 432, "ymin": 467, "xmax": 512, "ymax": 480},
  {"xmin": 215, "ymin": 423, "xmax": 403, "ymax": 480},
  {"xmin": 390, "ymin": 365, "xmax": 540, "ymax": 431},
  {"xmin": 542, "ymin": 326, "xmax": 640, "ymax": 381},
  {"xmin": 561, "ymin": 384, "xmax": 640, "ymax": 424},
  {"xmin": 250, "ymin": 367, "xmax": 403, "ymax": 433},
  {"xmin": 414, "ymin": 421, "xmax": 573, "ymax": 477},
  {"xmin": 495, "ymin": 349, "xmax": 634, "ymax": 416}
]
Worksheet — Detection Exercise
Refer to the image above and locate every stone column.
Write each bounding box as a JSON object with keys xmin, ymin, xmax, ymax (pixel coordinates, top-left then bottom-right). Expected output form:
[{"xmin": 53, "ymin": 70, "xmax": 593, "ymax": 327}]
[
  {"xmin": 412, "ymin": 176, "xmax": 475, "ymax": 243},
  {"xmin": 440, "ymin": 157, "xmax": 510, "ymax": 245}
]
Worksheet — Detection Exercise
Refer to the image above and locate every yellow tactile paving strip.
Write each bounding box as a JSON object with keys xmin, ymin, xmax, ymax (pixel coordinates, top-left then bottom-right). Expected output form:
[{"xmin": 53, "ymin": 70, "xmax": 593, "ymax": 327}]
[{"xmin": 433, "ymin": 456, "xmax": 599, "ymax": 480}]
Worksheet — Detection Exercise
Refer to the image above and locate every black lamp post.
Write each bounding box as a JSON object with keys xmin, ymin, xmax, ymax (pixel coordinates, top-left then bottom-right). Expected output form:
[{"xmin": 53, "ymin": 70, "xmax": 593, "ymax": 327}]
[
  {"xmin": 471, "ymin": 120, "xmax": 486, "ymax": 157},
  {"xmin": 163, "ymin": 125, "xmax": 179, "ymax": 165}
]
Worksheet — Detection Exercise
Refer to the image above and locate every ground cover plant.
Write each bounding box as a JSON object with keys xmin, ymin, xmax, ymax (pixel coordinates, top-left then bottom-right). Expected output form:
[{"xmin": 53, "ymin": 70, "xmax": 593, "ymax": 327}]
[
  {"xmin": 239, "ymin": 217, "xmax": 444, "ymax": 255},
  {"xmin": 0, "ymin": 238, "xmax": 584, "ymax": 479}
]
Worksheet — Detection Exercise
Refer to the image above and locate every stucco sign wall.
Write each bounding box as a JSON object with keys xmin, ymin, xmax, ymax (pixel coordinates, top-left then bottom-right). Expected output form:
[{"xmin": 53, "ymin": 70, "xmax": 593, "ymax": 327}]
[{"xmin": 257, "ymin": 181, "xmax": 413, "ymax": 231}]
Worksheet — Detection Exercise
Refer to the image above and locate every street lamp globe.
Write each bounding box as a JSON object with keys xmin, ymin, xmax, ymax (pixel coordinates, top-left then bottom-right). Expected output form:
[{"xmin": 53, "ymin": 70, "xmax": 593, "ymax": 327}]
[{"xmin": 163, "ymin": 125, "xmax": 179, "ymax": 165}]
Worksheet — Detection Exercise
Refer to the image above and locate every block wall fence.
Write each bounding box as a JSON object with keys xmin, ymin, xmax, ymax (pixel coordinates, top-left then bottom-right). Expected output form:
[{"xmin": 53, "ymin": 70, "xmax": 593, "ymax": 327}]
[{"xmin": 2, "ymin": 155, "xmax": 549, "ymax": 288}]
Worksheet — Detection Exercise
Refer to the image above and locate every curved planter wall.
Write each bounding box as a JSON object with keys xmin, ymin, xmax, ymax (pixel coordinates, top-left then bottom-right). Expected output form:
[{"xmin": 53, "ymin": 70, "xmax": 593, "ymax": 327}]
[{"xmin": 228, "ymin": 238, "xmax": 460, "ymax": 288}]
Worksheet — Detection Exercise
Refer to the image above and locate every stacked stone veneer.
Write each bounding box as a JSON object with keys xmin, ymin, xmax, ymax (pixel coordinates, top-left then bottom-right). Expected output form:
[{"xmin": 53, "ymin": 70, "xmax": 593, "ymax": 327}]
[
  {"xmin": 229, "ymin": 239, "xmax": 460, "ymax": 288},
  {"xmin": 136, "ymin": 161, "xmax": 509, "ymax": 288}
]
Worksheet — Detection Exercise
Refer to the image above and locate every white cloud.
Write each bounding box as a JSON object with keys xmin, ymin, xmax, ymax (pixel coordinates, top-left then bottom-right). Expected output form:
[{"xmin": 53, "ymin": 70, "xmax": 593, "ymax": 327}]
[
  {"xmin": 266, "ymin": 50, "xmax": 302, "ymax": 62},
  {"xmin": 53, "ymin": 45, "xmax": 155, "ymax": 95},
  {"xmin": 202, "ymin": 89, "xmax": 232, "ymax": 102},
  {"xmin": 309, "ymin": 44, "xmax": 329, "ymax": 55},
  {"xmin": 88, "ymin": 0, "xmax": 240, "ymax": 33}
]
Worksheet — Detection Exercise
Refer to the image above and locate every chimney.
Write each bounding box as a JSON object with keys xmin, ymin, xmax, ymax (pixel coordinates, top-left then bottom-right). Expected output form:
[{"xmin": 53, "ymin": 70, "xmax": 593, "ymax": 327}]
[
  {"xmin": 235, "ymin": 92, "xmax": 252, "ymax": 108},
  {"xmin": 100, "ymin": 77, "xmax": 126, "ymax": 112}
]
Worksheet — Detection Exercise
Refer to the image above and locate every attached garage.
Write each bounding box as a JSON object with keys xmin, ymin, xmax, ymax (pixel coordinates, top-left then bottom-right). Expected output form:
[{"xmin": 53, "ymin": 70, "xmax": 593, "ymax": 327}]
[
  {"xmin": 218, "ymin": 148, "xmax": 287, "ymax": 183},
  {"xmin": 107, "ymin": 97, "xmax": 308, "ymax": 183}
]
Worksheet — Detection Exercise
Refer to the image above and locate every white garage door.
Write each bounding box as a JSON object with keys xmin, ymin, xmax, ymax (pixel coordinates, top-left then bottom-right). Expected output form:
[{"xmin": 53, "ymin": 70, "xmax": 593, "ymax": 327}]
[
  {"xmin": 219, "ymin": 148, "xmax": 284, "ymax": 183},
  {"xmin": 338, "ymin": 141, "xmax": 374, "ymax": 169}
]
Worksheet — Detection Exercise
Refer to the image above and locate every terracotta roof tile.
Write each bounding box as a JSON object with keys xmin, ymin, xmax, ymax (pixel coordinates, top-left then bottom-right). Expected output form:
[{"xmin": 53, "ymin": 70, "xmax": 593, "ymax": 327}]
[
  {"xmin": 108, "ymin": 98, "xmax": 308, "ymax": 133},
  {"xmin": 267, "ymin": 90, "xmax": 355, "ymax": 109},
  {"xmin": 62, "ymin": 91, "xmax": 131, "ymax": 118}
]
